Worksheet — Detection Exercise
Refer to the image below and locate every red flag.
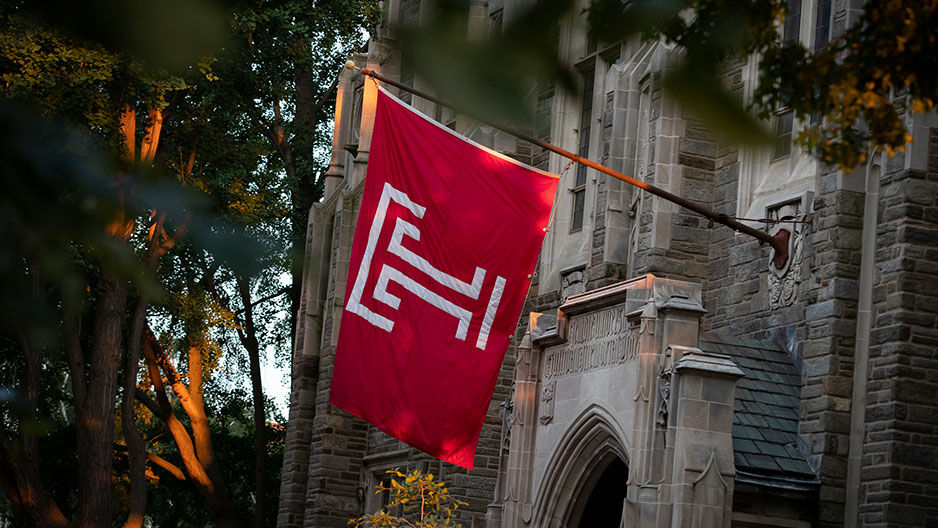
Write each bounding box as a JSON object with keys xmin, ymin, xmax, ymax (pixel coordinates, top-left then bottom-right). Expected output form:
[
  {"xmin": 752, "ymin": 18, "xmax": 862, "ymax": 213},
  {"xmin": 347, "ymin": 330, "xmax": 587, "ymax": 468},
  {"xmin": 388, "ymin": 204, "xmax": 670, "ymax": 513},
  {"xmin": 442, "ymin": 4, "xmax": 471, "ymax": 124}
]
[{"xmin": 330, "ymin": 88, "xmax": 558, "ymax": 468}]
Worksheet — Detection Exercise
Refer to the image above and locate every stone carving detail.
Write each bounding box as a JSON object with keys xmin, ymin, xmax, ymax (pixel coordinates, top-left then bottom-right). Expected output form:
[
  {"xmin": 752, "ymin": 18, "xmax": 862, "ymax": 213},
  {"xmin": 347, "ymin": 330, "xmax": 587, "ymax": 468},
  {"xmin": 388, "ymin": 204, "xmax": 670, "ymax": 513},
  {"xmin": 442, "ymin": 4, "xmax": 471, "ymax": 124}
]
[
  {"xmin": 656, "ymin": 368, "xmax": 672, "ymax": 429},
  {"xmin": 541, "ymin": 305, "xmax": 637, "ymax": 380},
  {"xmin": 501, "ymin": 384, "xmax": 514, "ymax": 455},
  {"xmin": 539, "ymin": 380, "xmax": 555, "ymax": 425},
  {"xmin": 690, "ymin": 451, "xmax": 729, "ymax": 528},
  {"xmin": 656, "ymin": 351, "xmax": 674, "ymax": 429},
  {"xmin": 768, "ymin": 201, "xmax": 806, "ymax": 309}
]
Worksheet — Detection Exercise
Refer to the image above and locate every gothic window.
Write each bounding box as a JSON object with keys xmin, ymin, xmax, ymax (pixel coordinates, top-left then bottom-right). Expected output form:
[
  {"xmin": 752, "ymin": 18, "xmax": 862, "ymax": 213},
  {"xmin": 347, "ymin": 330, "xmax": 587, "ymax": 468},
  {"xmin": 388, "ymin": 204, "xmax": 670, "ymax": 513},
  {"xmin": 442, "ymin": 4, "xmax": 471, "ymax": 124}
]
[
  {"xmin": 363, "ymin": 458, "xmax": 407, "ymax": 514},
  {"xmin": 400, "ymin": 0, "xmax": 420, "ymax": 22},
  {"xmin": 783, "ymin": 0, "xmax": 802, "ymax": 43},
  {"xmin": 814, "ymin": 0, "xmax": 832, "ymax": 50},
  {"xmin": 736, "ymin": 0, "xmax": 822, "ymax": 223},
  {"xmin": 572, "ymin": 65, "xmax": 594, "ymax": 232},
  {"xmin": 397, "ymin": 0, "xmax": 421, "ymax": 105},
  {"xmin": 376, "ymin": 475, "xmax": 392, "ymax": 510},
  {"xmin": 773, "ymin": 109, "xmax": 794, "ymax": 159}
]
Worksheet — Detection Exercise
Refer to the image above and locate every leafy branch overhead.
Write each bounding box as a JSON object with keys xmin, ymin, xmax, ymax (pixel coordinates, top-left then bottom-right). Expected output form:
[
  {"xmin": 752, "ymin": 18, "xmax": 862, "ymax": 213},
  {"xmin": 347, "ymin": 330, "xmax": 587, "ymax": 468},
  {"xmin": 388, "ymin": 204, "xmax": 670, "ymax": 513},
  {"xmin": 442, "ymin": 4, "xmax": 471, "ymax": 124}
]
[
  {"xmin": 401, "ymin": 0, "xmax": 937, "ymax": 170},
  {"xmin": 0, "ymin": 0, "xmax": 377, "ymax": 526},
  {"xmin": 590, "ymin": 0, "xmax": 937, "ymax": 168}
]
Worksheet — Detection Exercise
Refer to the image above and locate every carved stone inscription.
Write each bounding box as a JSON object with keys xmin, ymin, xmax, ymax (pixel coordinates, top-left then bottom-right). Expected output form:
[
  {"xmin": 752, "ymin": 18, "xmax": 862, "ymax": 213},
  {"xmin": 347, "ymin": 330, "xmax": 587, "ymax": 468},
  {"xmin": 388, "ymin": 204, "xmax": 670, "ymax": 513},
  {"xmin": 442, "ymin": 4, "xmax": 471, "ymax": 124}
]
[{"xmin": 541, "ymin": 305, "xmax": 637, "ymax": 380}]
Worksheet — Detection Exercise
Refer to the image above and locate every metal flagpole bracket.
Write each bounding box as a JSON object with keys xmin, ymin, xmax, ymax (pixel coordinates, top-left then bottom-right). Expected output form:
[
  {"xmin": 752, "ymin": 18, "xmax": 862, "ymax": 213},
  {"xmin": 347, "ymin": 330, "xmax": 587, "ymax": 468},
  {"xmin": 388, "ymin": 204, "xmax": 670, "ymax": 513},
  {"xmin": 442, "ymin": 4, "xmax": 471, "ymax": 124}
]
[{"xmin": 344, "ymin": 61, "xmax": 791, "ymax": 270}]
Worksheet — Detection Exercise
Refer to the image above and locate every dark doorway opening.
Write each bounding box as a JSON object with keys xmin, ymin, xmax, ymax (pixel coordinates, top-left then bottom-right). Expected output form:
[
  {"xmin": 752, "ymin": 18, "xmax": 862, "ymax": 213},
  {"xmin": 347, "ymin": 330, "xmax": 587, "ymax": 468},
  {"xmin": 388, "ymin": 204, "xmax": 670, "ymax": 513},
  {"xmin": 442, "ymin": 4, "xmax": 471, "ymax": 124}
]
[{"xmin": 576, "ymin": 457, "xmax": 628, "ymax": 528}]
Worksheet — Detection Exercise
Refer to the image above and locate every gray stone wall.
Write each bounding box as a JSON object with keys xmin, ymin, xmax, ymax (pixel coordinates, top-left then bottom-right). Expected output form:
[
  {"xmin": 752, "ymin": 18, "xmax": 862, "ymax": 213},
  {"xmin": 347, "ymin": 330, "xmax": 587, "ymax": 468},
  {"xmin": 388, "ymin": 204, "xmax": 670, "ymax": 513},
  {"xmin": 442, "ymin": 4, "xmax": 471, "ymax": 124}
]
[
  {"xmin": 703, "ymin": 157, "xmax": 865, "ymax": 528},
  {"xmin": 302, "ymin": 197, "xmax": 369, "ymax": 528},
  {"xmin": 632, "ymin": 109, "xmax": 715, "ymax": 284},
  {"xmin": 858, "ymin": 128, "xmax": 938, "ymax": 527},
  {"xmin": 282, "ymin": 2, "xmax": 938, "ymax": 525},
  {"xmin": 799, "ymin": 179, "xmax": 863, "ymax": 528}
]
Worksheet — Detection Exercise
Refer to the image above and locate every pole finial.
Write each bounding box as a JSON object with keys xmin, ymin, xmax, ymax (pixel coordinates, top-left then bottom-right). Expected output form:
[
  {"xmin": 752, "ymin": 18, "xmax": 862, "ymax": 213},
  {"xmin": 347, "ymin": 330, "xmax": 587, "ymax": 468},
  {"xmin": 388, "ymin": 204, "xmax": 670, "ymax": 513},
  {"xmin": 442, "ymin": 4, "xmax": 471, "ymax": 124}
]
[{"xmin": 345, "ymin": 60, "xmax": 356, "ymax": 70}]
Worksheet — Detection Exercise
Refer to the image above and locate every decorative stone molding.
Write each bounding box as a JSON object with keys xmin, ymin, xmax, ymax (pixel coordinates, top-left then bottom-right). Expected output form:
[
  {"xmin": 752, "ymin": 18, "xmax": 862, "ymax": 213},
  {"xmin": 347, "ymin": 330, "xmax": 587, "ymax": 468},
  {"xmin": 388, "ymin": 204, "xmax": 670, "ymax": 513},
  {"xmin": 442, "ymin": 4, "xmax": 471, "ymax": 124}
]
[
  {"xmin": 768, "ymin": 220, "xmax": 804, "ymax": 309},
  {"xmin": 541, "ymin": 305, "xmax": 637, "ymax": 380},
  {"xmin": 655, "ymin": 357, "xmax": 672, "ymax": 430},
  {"xmin": 690, "ymin": 451, "xmax": 730, "ymax": 528},
  {"xmin": 538, "ymin": 380, "xmax": 555, "ymax": 425},
  {"xmin": 501, "ymin": 385, "xmax": 514, "ymax": 454},
  {"xmin": 766, "ymin": 197, "xmax": 810, "ymax": 309}
]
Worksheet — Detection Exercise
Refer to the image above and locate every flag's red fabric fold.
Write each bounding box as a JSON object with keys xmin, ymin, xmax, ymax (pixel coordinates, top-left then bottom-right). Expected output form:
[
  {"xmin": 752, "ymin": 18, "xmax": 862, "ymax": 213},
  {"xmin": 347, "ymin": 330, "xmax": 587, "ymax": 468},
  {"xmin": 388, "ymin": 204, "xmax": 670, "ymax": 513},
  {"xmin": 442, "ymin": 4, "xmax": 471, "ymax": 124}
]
[{"xmin": 330, "ymin": 88, "xmax": 558, "ymax": 469}]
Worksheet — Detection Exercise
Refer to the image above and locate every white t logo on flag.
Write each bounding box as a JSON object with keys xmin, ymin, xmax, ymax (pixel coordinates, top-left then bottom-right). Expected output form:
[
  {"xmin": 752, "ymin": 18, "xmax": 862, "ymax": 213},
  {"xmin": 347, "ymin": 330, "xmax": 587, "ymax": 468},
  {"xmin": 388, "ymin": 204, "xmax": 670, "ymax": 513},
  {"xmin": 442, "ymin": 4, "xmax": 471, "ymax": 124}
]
[{"xmin": 345, "ymin": 182, "xmax": 507, "ymax": 350}]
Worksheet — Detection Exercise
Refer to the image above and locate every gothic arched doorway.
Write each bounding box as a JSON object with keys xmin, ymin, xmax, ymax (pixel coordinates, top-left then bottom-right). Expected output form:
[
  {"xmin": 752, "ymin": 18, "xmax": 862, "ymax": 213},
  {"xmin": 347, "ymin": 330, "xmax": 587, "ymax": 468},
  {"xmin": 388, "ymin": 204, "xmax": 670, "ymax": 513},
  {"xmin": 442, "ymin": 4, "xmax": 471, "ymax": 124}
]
[
  {"xmin": 568, "ymin": 456, "xmax": 628, "ymax": 528},
  {"xmin": 531, "ymin": 405, "xmax": 631, "ymax": 528}
]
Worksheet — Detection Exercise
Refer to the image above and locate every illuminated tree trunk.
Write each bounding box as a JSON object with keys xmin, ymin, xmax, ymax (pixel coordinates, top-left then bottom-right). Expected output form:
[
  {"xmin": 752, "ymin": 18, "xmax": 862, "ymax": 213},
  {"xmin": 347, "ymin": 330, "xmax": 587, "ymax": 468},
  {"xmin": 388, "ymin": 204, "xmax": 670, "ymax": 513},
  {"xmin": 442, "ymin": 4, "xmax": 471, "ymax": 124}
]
[
  {"xmin": 140, "ymin": 328, "xmax": 244, "ymax": 528},
  {"xmin": 118, "ymin": 105, "xmax": 166, "ymax": 528}
]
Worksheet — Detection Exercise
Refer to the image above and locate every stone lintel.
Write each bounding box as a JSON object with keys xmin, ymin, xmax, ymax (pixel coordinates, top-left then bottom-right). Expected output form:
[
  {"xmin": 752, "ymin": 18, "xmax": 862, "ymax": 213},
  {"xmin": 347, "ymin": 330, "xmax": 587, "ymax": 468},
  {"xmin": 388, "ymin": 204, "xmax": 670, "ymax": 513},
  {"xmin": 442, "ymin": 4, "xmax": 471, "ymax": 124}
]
[
  {"xmin": 559, "ymin": 273, "xmax": 656, "ymax": 316},
  {"xmin": 673, "ymin": 348, "xmax": 744, "ymax": 380},
  {"xmin": 659, "ymin": 296, "xmax": 707, "ymax": 315},
  {"xmin": 361, "ymin": 448, "xmax": 410, "ymax": 465},
  {"xmin": 555, "ymin": 273, "xmax": 704, "ymax": 326}
]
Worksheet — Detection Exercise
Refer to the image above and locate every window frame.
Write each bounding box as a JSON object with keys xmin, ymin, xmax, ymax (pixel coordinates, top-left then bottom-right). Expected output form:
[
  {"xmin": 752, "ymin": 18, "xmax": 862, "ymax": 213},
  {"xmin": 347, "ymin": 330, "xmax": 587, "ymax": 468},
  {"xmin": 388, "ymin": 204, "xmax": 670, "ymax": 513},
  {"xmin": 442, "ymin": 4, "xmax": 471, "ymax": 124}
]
[
  {"xmin": 773, "ymin": 109, "xmax": 795, "ymax": 160},
  {"xmin": 570, "ymin": 63, "xmax": 595, "ymax": 233}
]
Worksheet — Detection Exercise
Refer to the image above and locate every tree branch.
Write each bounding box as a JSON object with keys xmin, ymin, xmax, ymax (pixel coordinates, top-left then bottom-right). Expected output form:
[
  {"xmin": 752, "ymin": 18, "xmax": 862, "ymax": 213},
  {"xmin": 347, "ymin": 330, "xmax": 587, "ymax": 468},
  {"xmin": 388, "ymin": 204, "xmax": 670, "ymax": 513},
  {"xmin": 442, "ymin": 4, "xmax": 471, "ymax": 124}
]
[
  {"xmin": 114, "ymin": 442, "xmax": 187, "ymax": 482},
  {"xmin": 234, "ymin": 286, "xmax": 289, "ymax": 315},
  {"xmin": 134, "ymin": 390, "xmax": 163, "ymax": 420},
  {"xmin": 146, "ymin": 453, "xmax": 187, "ymax": 481},
  {"xmin": 139, "ymin": 327, "xmax": 242, "ymax": 527}
]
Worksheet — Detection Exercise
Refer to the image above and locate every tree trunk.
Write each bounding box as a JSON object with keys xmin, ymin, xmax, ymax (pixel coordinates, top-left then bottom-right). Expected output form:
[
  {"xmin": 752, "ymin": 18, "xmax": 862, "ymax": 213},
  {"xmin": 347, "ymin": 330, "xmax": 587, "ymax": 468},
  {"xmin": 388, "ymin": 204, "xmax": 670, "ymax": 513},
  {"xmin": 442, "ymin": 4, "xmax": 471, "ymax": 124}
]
[
  {"xmin": 2, "ymin": 322, "xmax": 72, "ymax": 527},
  {"xmin": 185, "ymin": 341, "xmax": 229, "ymax": 498},
  {"xmin": 237, "ymin": 276, "xmax": 267, "ymax": 528},
  {"xmin": 118, "ymin": 106, "xmax": 170, "ymax": 527},
  {"xmin": 121, "ymin": 298, "xmax": 149, "ymax": 528},
  {"xmin": 76, "ymin": 273, "xmax": 127, "ymax": 528},
  {"xmin": 288, "ymin": 63, "xmax": 318, "ymax": 350},
  {"xmin": 0, "ymin": 433, "xmax": 70, "ymax": 528}
]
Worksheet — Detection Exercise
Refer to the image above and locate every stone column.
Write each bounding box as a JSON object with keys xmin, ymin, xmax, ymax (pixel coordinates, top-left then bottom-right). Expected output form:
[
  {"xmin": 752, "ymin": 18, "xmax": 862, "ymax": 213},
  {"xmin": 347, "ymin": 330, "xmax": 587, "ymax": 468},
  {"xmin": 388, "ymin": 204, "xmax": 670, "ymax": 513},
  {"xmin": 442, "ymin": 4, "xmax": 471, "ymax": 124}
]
[
  {"xmin": 301, "ymin": 191, "xmax": 370, "ymax": 528},
  {"xmin": 667, "ymin": 348, "xmax": 743, "ymax": 528},
  {"xmin": 627, "ymin": 276, "xmax": 706, "ymax": 528},
  {"xmin": 322, "ymin": 71, "xmax": 350, "ymax": 199},
  {"xmin": 625, "ymin": 298, "xmax": 663, "ymax": 528},
  {"xmin": 500, "ymin": 314, "xmax": 545, "ymax": 528},
  {"xmin": 277, "ymin": 203, "xmax": 326, "ymax": 528}
]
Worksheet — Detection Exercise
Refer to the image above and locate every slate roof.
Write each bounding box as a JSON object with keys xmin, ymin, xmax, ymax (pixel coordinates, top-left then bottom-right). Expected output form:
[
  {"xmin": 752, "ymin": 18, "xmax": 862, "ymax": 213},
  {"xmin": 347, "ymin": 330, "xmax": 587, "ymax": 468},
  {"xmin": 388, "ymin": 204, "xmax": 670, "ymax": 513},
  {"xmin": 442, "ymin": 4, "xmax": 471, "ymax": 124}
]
[{"xmin": 698, "ymin": 333, "xmax": 820, "ymax": 491}]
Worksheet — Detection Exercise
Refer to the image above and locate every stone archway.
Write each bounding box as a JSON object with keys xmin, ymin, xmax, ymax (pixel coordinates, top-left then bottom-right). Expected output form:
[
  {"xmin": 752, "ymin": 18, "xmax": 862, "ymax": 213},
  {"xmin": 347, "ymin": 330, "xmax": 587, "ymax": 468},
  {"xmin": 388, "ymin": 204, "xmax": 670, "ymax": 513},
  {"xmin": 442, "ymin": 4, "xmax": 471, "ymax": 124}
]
[
  {"xmin": 570, "ymin": 457, "xmax": 628, "ymax": 528},
  {"xmin": 532, "ymin": 405, "xmax": 629, "ymax": 528}
]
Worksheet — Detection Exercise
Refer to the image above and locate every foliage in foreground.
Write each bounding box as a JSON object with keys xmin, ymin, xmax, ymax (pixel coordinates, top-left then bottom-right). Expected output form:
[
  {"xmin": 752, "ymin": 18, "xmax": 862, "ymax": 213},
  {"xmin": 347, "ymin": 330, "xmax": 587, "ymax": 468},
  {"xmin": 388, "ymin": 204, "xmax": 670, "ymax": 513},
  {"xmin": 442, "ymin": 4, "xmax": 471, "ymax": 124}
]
[
  {"xmin": 399, "ymin": 0, "xmax": 937, "ymax": 171},
  {"xmin": 349, "ymin": 470, "xmax": 468, "ymax": 528},
  {"xmin": 0, "ymin": 0, "xmax": 376, "ymax": 526}
]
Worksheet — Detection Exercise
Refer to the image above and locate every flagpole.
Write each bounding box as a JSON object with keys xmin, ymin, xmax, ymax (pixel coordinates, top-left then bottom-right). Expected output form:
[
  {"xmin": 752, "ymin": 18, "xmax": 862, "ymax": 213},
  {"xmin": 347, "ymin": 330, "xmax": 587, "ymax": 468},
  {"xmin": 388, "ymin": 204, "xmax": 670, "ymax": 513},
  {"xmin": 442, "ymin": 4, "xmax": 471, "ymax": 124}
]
[{"xmin": 345, "ymin": 61, "xmax": 790, "ymax": 269}]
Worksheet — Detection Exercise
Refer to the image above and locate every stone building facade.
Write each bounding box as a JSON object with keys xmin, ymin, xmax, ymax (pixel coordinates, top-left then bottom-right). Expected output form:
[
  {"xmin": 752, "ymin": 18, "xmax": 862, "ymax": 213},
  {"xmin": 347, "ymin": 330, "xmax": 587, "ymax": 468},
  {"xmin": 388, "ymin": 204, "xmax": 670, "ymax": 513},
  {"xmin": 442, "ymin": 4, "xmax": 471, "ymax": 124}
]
[{"xmin": 277, "ymin": 0, "xmax": 938, "ymax": 527}]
